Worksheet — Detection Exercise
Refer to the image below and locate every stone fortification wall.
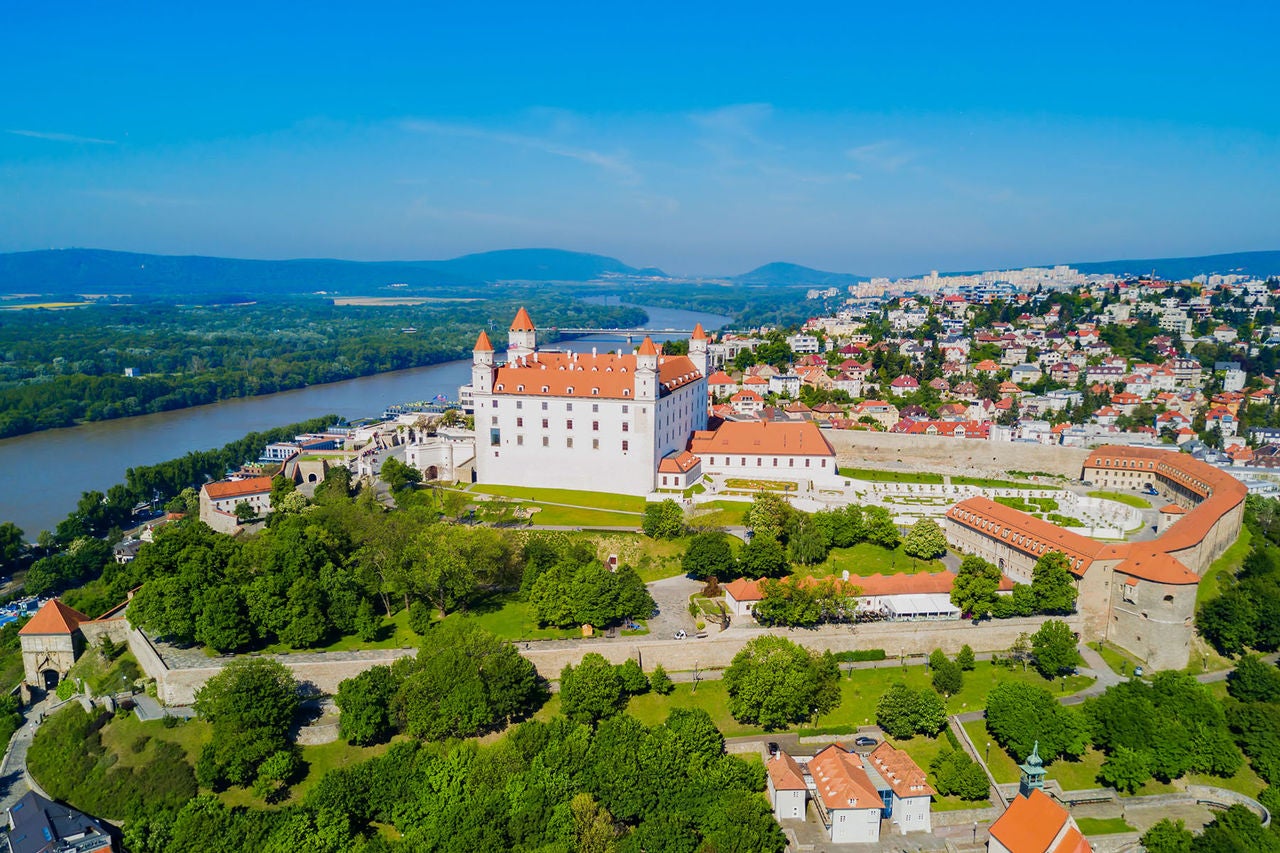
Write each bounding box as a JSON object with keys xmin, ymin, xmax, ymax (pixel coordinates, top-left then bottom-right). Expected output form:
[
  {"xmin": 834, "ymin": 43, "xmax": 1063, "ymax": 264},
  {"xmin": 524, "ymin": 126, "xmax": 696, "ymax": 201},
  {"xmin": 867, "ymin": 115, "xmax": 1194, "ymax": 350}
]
[
  {"xmin": 517, "ymin": 615, "xmax": 1083, "ymax": 680},
  {"xmin": 128, "ymin": 616, "xmax": 1079, "ymax": 706},
  {"xmin": 79, "ymin": 618, "xmax": 129, "ymax": 647},
  {"xmin": 824, "ymin": 430, "xmax": 1090, "ymax": 479}
]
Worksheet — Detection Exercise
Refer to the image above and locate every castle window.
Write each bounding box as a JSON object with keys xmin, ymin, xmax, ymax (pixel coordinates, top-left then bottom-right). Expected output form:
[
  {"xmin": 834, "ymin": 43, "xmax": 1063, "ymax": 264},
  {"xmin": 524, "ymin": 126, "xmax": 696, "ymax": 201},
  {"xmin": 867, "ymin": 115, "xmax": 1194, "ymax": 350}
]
[
  {"xmin": 516, "ymin": 435, "xmax": 523, "ymax": 446},
  {"xmin": 566, "ymin": 419, "xmax": 573, "ymax": 429},
  {"xmin": 517, "ymin": 384, "xmax": 525, "ymax": 392},
  {"xmin": 516, "ymin": 417, "xmax": 523, "ymax": 427},
  {"xmin": 516, "ymin": 401, "xmax": 522, "ymax": 409},
  {"xmin": 622, "ymin": 405, "xmax": 629, "ymax": 413},
  {"xmin": 592, "ymin": 388, "xmax": 599, "ymax": 395},
  {"xmin": 622, "ymin": 440, "xmax": 629, "ymax": 452},
  {"xmin": 542, "ymin": 385, "xmax": 549, "ymax": 393},
  {"xmin": 566, "ymin": 403, "xmax": 573, "ymax": 411},
  {"xmin": 566, "ymin": 437, "xmax": 573, "ymax": 448},
  {"xmin": 622, "ymin": 422, "xmax": 629, "ymax": 432},
  {"xmin": 542, "ymin": 402, "xmax": 548, "ymax": 410},
  {"xmin": 593, "ymin": 439, "xmax": 599, "ymax": 449},
  {"xmin": 623, "ymin": 389, "xmax": 631, "ymax": 396},
  {"xmin": 567, "ymin": 387, "xmax": 574, "ymax": 394},
  {"xmin": 542, "ymin": 419, "xmax": 549, "ymax": 429},
  {"xmin": 542, "ymin": 437, "xmax": 549, "ymax": 447}
]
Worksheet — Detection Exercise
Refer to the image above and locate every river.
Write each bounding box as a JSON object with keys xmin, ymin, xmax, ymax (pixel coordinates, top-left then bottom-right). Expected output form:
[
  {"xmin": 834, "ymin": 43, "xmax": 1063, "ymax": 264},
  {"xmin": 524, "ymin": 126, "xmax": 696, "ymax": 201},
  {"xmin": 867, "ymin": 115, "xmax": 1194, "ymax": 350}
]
[{"xmin": 0, "ymin": 304, "xmax": 731, "ymax": 537}]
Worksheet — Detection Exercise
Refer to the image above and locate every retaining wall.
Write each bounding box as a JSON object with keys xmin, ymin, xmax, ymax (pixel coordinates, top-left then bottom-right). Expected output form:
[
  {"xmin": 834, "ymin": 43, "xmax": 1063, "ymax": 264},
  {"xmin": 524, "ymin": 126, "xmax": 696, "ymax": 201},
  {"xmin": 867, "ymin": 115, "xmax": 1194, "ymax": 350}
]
[{"xmin": 825, "ymin": 431, "xmax": 1090, "ymax": 480}]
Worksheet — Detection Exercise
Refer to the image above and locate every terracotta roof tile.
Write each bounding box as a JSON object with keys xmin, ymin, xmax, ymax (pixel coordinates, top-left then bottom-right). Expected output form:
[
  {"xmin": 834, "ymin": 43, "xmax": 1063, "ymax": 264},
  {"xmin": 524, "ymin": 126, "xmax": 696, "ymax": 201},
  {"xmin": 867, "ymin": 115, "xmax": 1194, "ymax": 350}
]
[
  {"xmin": 510, "ymin": 307, "xmax": 535, "ymax": 331},
  {"xmin": 492, "ymin": 352, "xmax": 701, "ymax": 400},
  {"xmin": 868, "ymin": 741, "xmax": 935, "ymax": 797},
  {"xmin": 808, "ymin": 745, "xmax": 884, "ymax": 811},
  {"xmin": 473, "ymin": 330, "xmax": 494, "ymax": 352},
  {"xmin": 989, "ymin": 789, "xmax": 1071, "ymax": 853},
  {"xmin": 767, "ymin": 751, "xmax": 808, "ymax": 791},
  {"xmin": 691, "ymin": 322, "xmax": 708, "ymax": 341},
  {"xmin": 689, "ymin": 420, "xmax": 835, "ymax": 458},
  {"xmin": 19, "ymin": 600, "xmax": 90, "ymax": 635},
  {"xmin": 203, "ymin": 476, "xmax": 274, "ymax": 500}
]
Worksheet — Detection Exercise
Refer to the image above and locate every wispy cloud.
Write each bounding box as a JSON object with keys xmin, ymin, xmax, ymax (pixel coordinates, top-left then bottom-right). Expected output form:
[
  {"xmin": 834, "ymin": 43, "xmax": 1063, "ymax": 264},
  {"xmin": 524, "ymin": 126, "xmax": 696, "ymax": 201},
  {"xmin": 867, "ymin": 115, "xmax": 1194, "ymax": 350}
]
[
  {"xmin": 7, "ymin": 129, "xmax": 117, "ymax": 145},
  {"xmin": 400, "ymin": 119, "xmax": 639, "ymax": 184},
  {"xmin": 689, "ymin": 103, "xmax": 775, "ymax": 146},
  {"xmin": 846, "ymin": 141, "xmax": 917, "ymax": 172}
]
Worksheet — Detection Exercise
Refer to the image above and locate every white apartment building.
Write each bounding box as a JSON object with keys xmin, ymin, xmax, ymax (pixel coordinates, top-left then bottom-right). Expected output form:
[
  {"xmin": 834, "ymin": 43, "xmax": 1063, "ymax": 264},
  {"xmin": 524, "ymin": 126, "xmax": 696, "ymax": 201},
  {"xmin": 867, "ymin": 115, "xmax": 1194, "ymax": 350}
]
[{"xmin": 468, "ymin": 309, "xmax": 709, "ymax": 495}]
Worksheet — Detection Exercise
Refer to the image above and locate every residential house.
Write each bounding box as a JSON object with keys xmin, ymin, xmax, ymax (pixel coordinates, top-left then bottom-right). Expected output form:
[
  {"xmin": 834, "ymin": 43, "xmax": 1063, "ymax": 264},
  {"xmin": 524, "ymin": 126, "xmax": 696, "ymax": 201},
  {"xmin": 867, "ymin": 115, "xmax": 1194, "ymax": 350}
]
[
  {"xmin": 3, "ymin": 790, "xmax": 114, "ymax": 853},
  {"xmin": 850, "ymin": 401, "xmax": 899, "ymax": 430}
]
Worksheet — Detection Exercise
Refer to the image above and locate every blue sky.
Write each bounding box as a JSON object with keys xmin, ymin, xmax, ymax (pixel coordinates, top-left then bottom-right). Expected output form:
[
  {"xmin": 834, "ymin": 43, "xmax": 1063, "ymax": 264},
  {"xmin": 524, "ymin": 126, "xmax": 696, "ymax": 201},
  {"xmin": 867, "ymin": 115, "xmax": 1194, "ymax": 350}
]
[{"xmin": 2, "ymin": 2, "xmax": 1278, "ymax": 276}]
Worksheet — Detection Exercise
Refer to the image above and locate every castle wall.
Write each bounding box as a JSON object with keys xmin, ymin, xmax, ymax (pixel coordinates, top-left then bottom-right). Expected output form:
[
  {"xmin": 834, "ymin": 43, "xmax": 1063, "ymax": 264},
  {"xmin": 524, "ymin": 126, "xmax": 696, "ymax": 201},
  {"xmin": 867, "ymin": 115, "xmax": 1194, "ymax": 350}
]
[{"xmin": 1106, "ymin": 575, "xmax": 1198, "ymax": 671}]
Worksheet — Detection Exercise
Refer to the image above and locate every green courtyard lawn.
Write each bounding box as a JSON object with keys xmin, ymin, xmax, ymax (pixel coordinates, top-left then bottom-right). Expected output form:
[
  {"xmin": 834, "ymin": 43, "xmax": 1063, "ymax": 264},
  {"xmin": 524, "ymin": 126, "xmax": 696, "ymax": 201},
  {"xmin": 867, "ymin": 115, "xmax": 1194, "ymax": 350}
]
[
  {"xmin": 220, "ymin": 736, "xmax": 401, "ymax": 810},
  {"xmin": 442, "ymin": 592, "xmax": 582, "ymax": 642},
  {"xmin": 526, "ymin": 505, "xmax": 643, "ymax": 527},
  {"xmin": 1087, "ymin": 490, "xmax": 1153, "ymax": 510},
  {"xmin": 1075, "ymin": 817, "xmax": 1135, "ymax": 835},
  {"xmin": 468, "ymin": 484, "xmax": 646, "ymax": 514},
  {"xmin": 801, "ymin": 542, "xmax": 946, "ymax": 578},
  {"xmin": 100, "ymin": 713, "xmax": 212, "ymax": 771},
  {"xmin": 689, "ymin": 500, "xmax": 749, "ymax": 528},
  {"xmin": 839, "ymin": 467, "xmax": 944, "ymax": 484},
  {"xmin": 1197, "ymin": 525, "xmax": 1251, "ymax": 607},
  {"xmin": 257, "ymin": 606, "xmax": 420, "ymax": 655}
]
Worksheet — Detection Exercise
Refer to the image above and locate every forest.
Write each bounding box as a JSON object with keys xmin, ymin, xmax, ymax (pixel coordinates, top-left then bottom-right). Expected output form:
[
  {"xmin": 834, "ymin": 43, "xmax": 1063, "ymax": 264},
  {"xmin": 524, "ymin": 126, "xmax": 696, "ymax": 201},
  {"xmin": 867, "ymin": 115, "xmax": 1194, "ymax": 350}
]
[{"xmin": 0, "ymin": 296, "xmax": 644, "ymax": 438}]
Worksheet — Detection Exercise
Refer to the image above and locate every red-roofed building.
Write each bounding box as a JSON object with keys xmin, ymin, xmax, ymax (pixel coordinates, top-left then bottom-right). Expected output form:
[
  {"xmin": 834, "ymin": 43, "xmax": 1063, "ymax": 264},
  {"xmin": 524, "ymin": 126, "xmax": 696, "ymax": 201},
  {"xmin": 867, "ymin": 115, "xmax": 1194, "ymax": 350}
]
[
  {"xmin": 766, "ymin": 751, "xmax": 808, "ymax": 820},
  {"xmin": 199, "ymin": 476, "xmax": 274, "ymax": 534},
  {"xmin": 807, "ymin": 745, "xmax": 885, "ymax": 843},
  {"xmin": 19, "ymin": 600, "xmax": 90, "ymax": 688},
  {"xmin": 988, "ymin": 788, "xmax": 1091, "ymax": 853},
  {"xmin": 688, "ymin": 420, "xmax": 840, "ymax": 487},
  {"xmin": 467, "ymin": 309, "xmax": 708, "ymax": 495}
]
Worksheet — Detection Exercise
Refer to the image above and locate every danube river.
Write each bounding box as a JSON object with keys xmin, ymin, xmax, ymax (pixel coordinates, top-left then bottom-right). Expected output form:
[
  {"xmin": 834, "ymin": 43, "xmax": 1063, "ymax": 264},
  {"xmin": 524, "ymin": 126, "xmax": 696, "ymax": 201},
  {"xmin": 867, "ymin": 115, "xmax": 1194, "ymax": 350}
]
[{"xmin": 1, "ymin": 304, "xmax": 731, "ymax": 538}]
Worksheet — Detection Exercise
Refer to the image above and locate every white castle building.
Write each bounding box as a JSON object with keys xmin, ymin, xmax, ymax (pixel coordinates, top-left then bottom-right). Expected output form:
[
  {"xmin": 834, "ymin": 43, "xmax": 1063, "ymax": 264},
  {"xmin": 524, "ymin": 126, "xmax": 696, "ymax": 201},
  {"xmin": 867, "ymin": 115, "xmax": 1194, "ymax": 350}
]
[{"xmin": 466, "ymin": 308, "xmax": 710, "ymax": 495}]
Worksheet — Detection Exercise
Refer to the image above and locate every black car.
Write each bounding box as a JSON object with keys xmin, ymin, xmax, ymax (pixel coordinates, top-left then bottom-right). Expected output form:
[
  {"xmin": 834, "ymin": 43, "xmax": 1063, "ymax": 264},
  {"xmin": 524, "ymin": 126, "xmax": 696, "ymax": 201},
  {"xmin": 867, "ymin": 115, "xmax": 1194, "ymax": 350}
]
[
  {"xmin": 767, "ymin": 741, "xmax": 779, "ymax": 756},
  {"xmin": 853, "ymin": 735, "xmax": 878, "ymax": 747}
]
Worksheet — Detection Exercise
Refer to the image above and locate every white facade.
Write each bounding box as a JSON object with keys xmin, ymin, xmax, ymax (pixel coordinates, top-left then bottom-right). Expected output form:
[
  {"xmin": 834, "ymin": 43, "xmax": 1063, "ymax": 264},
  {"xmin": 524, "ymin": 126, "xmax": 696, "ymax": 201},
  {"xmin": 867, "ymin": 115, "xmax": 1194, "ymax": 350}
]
[
  {"xmin": 828, "ymin": 806, "xmax": 880, "ymax": 844},
  {"xmin": 468, "ymin": 312, "xmax": 707, "ymax": 496}
]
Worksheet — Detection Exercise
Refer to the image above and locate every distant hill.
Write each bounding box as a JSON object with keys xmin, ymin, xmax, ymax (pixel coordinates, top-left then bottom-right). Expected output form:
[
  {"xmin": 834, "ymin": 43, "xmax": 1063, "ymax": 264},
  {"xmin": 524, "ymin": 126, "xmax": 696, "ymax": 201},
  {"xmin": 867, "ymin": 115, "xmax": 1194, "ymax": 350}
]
[
  {"xmin": 730, "ymin": 262, "xmax": 869, "ymax": 287},
  {"xmin": 1069, "ymin": 250, "xmax": 1280, "ymax": 281},
  {"xmin": 0, "ymin": 247, "xmax": 664, "ymax": 297}
]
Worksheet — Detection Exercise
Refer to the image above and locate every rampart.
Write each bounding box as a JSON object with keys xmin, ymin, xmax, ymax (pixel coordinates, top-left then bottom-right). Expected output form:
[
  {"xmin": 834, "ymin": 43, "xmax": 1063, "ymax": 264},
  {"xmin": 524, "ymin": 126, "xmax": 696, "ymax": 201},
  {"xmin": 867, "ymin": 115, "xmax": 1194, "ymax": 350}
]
[{"xmin": 824, "ymin": 430, "xmax": 1090, "ymax": 480}]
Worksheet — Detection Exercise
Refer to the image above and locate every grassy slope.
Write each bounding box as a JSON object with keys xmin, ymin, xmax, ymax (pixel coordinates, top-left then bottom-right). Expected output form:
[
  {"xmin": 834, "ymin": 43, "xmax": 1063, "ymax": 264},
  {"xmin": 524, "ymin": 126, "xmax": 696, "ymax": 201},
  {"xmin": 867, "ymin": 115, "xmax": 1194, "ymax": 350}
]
[
  {"xmin": 1087, "ymin": 490, "xmax": 1153, "ymax": 510},
  {"xmin": 1197, "ymin": 525, "xmax": 1251, "ymax": 606}
]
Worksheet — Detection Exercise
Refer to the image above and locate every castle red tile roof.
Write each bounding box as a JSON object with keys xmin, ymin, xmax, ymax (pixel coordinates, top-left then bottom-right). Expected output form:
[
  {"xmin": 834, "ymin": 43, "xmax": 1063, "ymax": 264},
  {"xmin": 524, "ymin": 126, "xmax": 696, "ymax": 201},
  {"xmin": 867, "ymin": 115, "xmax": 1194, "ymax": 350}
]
[
  {"xmin": 510, "ymin": 307, "xmax": 535, "ymax": 331},
  {"xmin": 473, "ymin": 330, "xmax": 494, "ymax": 352},
  {"xmin": 689, "ymin": 420, "xmax": 835, "ymax": 458},
  {"xmin": 492, "ymin": 352, "xmax": 701, "ymax": 400},
  {"xmin": 203, "ymin": 476, "xmax": 274, "ymax": 500},
  {"xmin": 947, "ymin": 497, "xmax": 1112, "ymax": 577},
  {"xmin": 723, "ymin": 577, "xmax": 764, "ymax": 602},
  {"xmin": 691, "ymin": 322, "xmax": 708, "ymax": 340},
  {"xmin": 657, "ymin": 450, "xmax": 700, "ymax": 474},
  {"xmin": 637, "ymin": 335, "xmax": 658, "ymax": 356},
  {"xmin": 19, "ymin": 600, "xmax": 90, "ymax": 636}
]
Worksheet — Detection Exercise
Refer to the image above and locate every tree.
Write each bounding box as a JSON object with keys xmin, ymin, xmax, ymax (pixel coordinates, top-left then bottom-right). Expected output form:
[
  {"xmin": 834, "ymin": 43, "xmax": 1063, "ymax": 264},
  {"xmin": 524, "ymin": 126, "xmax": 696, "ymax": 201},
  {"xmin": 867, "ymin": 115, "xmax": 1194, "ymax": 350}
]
[
  {"xmin": 1197, "ymin": 591, "xmax": 1258, "ymax": 656},
  {"xmin": 682, "ymin": 531, "xmax": 736, "ymax": 580},
  {"xmin": 1192, "ymin": 804, "xmax": 1280, "ymax": 853},
  {"xmin": 616, "ymin": 658, "xmax": 649, "ymax": 695},
  {"xmin": 932, "ymin": 658, "xmax": 963, "ymax": 697},
  {"xmin": 930, "ymin": 748, "xmax": 990, "ymax": 800},
  {"xmin": 744, "ymin": 493, "xmax": 795, "ymax": 542},
  {"xmin": 335, "ymin": 666, "xmax": 398, "ymax": 746},
  {"xmin": 1226, "ymin": 654, "xmax": 1280, "ymax": 703},
  {"xmin": 378, "ymin": 457, "xmax": 421, "ymax": 492},
  {"xmin": 862, "ymin": 506, "xmax": 900, "ymax": 549},
  {"xmin": 393, "ymin": 621, "xmax": 541, "ymax": 739},
  {"xmin": 737, "ymin": 532, "xmax": 789, "ymax": 579},
  {"xmin": 902, "ymin": 518, "xmax": 947, "ymax": 560},
  {"xmin": 1099, "ymin": 745, "xmax": 1151, "ymax": 793},
  {"xmin": 724, "ymin": 636, "xmax": 840, "ymax": 730},
  {"xmin": 956, "ymin": 644, "xmax": 976, "ymax": 671},
  {"xmin": 787, "ymin": 520, "xmax": 830, "ymax": 565},
  {"xmin": 951, "ymin": 554, "xmax": 1003, "ymax": 618},
  {"xmin": 985, "ymin": 681, "xmax": 1088, "ymax": 761},
  {"xmin": 650, "ymin": 664, "xmax": 674, "ymax": 696},
  {"xmin": 560, "ymin": 653, "xmax": 626, "ymax": 725},
  {"xmin": 1030, "ymin": 551, "xmax": 1078, "ymax": 614},
  {"xmin": 403, "ymin": 525, "xmax": 479, "ymax": 617},
  {"xmin": 1140, "ymin": 818, "xmax": 1193, "ymax": 853},
  {"xmin": 875, "ymin": 683, "xmax": 946, "ymax": 739},
  {"xmin": 194, "ymin": 586, "xmax": 253, "ymax": 652},
  {"xmin": 193, "ymin": 658, "xmax": 299, "ymax": 788},
  {"xmin": 0, "ymin": 521, "xmax": 25, "ymax": 573},
  {"xmin": 1031, "ymin": 619, "xmax": 1079, "ymax": 678},
  {"xmin": 642, "ymin": 499, "xmax": 685, "ymax": 539}
]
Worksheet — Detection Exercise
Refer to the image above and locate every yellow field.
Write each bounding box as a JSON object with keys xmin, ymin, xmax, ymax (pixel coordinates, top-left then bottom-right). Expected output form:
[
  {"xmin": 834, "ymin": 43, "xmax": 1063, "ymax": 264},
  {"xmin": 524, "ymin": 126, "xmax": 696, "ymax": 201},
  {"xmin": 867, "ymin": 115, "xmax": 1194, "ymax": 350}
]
[
  {"xmin": 332, "ymin": 296, "xmax": 479, "ymax": 306},
  {"xmin": 0, "ymin": 301, "xmax": 90, "ymax": 310}
]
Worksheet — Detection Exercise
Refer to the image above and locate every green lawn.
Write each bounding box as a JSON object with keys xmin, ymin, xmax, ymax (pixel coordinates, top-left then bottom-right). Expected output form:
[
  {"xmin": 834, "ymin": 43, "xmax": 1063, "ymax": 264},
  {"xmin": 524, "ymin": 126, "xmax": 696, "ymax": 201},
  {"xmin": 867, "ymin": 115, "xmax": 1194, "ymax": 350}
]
[
  {"xmin": 804, "ymin": 542, "xmax": 946, "ymax": 578},
  {"xmin": 258, "ymin": 606, "xmax": 420, "ymax": 654},
  {"xmin": 839, "ymin": 467, "xmax": 944, "ymax": 484},
  {"xmin": 1197, "ymin": 525, "xmax": 1251, "ymax": 606},
  {"xmin": 442, "ymin": 592, "xmax": 582, "ymax": 641},
  {"xmin": 1087, "ymin": 490, "xmax": 1153, "ymax": 510},
  {"xmin": 100, "ymin": 713, "xmax": 212, "ymax": 770},
  {"xmin": 880, "ymin": 734, "xmax": 991, "ymax": 811},
  {"xmin": 1089, "ymin": 641, "xmax": 1145, "ymax": 678},
  {"xmin": 527, "ymin": 505, "xmax": 643, "ymax": 527},
  {"xmin": 1076, "ymin": 817, "xmax": 1135, "ymax": 835},
  {"xmin": 469, "ymin": 485, "xmax": 645, "ymax": 514},
  {"xmin": 690, "ymin": 500, "xmax": 749, "ymax": 528}
]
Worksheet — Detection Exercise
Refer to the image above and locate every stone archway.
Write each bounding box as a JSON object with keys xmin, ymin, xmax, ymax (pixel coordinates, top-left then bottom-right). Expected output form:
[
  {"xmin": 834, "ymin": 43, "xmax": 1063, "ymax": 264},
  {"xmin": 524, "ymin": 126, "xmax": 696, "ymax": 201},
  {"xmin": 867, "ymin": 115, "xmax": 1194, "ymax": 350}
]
[
  {"xmin": 425, "ymin": 466, "xmax": 439, "ymax": 481},
  {"xmin": 41, "ymin": 669, "xmax": 59, "ymax": 690}
]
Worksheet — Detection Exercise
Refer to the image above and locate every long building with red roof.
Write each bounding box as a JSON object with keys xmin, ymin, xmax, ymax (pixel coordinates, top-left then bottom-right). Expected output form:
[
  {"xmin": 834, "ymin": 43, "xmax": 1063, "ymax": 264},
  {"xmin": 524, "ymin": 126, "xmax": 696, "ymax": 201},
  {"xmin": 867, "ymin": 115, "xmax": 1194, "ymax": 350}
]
[{"xmin": 944, "ymin": 445, "xmax": 1245, "ymax": 670}]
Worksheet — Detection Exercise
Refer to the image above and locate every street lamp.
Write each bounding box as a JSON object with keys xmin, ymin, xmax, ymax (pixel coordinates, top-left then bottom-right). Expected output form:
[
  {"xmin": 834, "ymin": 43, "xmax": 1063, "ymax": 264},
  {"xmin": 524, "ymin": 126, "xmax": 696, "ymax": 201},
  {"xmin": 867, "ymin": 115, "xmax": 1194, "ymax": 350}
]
[
  {"xmin": 973, "ymin": 821, "xmax": 978, "ymax": 843},
  {"xmin": 986, "ymin": 741, "xmax": 991, "ymax": 764}
]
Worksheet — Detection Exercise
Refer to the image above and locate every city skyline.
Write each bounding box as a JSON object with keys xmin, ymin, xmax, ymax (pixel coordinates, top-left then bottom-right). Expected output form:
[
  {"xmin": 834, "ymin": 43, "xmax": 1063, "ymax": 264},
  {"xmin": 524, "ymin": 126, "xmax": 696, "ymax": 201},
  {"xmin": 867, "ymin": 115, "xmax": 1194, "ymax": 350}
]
[{"xmin": 3, "ymin": 3, "xmax": 1279, "ymax": 277}]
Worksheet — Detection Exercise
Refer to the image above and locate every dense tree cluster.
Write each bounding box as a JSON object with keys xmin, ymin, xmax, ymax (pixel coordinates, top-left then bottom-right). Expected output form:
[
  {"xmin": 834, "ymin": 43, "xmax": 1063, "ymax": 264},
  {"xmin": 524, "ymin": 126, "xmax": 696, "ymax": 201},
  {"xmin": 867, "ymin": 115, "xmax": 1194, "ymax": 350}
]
[
  {"xmin": 875, "ymin": 682, "xmax": 947, "ymax": 739},
  {"xmin": 641, "ymin": 498, "xmax": 685, "ymax": 539},
  {"xmin": 680, "ymin": 530, "xmax": 737, "ymax": 580},
  {"xmin": 930, "ymin": 747, "xmax": 990, "ymax": 800},
  {"xmin": 1198, "ymin": 514, "xmax": 1280, "ymax": 656},
  {"xmin": 724, "ymin": 636, "xmax": 841, "ymax": 730},
  {"xmin": 727, "ymin": 495, "xmax": 902, "ymax": 580},
  {"xmin": 1225, "ymin": 656, "xmax": 1280, "ymax": 788},
  {"xmin": 522, "ymin": 535, "xmax": 655, "ymax": 629},
  {"xmin": 949, "ymin": 552, "xmax": 1078, "ymax": 621},
  {"xmin": 902, "ymin": 518, "xmax": 947, "ymax": 560},
  {"xmin": 559, "ymin": 654, "xmax": 650, "ymax": 725},
  {"xmin": 984, "ymin": 681, "xmax": 1088, "ymax": 763},
  {"xmin": 193, "ymin": 658, "xmax": 300, "ymax": 792},
  {"xmin": 0, "ymin": 298, "xmax": 645, "ymax": 439},
  {"xmin": 752, "ymin": 576, "xmax": 857, "ymax": 627}
]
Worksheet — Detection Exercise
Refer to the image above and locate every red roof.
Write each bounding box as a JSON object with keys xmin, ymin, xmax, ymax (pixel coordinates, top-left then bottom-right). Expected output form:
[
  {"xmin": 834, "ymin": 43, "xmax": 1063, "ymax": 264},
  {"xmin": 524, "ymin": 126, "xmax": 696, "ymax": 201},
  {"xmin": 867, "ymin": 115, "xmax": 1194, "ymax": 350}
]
[
  {"xmin": 510, "ymin": 307, "xmax": 535, "ymax": 331},
  {"xmin": 493, "ymin": 352, "xmax": 701, "ymax": 400},
  {"xmin": 723, "ymin": 577, "xmax": 764, "ymax": 602},
  {"xmin": 988, "ymin": 789, "xmax": 1087, "ymax": 853},
  {"xmin": 767, "ymin": 751, "xmax": 808, "ymax": 791},
  {"xmin": 868, "ymin": 741, "xmax": 935, "ymax": 797},
  {"xmin": 203, "ymin": 476, "xmax": 274, "ymax": 500},
  {"xmin": 689, "ymin": 420, "xmax": 835, "ymax": 458},
  {"xmin": 473, "ymin": 330, "xmax": 494, "ymax": 352},
  {"xmin": 637, "ymin": 335, "xmax": 658, "ymax": 356},
  {"xmin": 691, "ymin": 322, "xmax": 708, "ymax": 340},
  {"xmin": 19, "ymin": 600, "xmax": 90, "ymax": 635},
  {"xmin": 808, "ymin": 745, "xmax": 883, "ymax": 811},
  {"xmin": 657, "ymin": 450, "xmax": 700, "ymax": 474},
  {"xmin": 706, "ymin": 371, "xmax": 736, "ymax": 386}
]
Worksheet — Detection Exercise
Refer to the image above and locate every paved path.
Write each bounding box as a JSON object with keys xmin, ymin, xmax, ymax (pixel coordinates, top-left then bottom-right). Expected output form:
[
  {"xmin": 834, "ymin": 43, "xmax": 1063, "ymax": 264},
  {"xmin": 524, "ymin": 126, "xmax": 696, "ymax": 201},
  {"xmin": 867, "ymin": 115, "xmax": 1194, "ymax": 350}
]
[{"xmin": 0, "ymin": 695, "xmax": 57, "ymax": 811}]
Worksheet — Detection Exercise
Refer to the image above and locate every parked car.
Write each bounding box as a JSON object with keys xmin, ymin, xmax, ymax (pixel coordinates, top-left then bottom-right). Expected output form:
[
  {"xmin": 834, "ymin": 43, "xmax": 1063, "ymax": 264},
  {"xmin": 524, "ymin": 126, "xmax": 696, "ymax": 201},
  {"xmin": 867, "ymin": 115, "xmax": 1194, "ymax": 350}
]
[
  {"xmin": 767, "ymin": 742, "xmax": 779, "ymax": 756},
  {"xmin": 853, "ymin": 735, "xmax": 878, "ymax": 747},
  {"xmin": 673, "ymin": 630, "xmax": 687, "ymax": 640}
]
